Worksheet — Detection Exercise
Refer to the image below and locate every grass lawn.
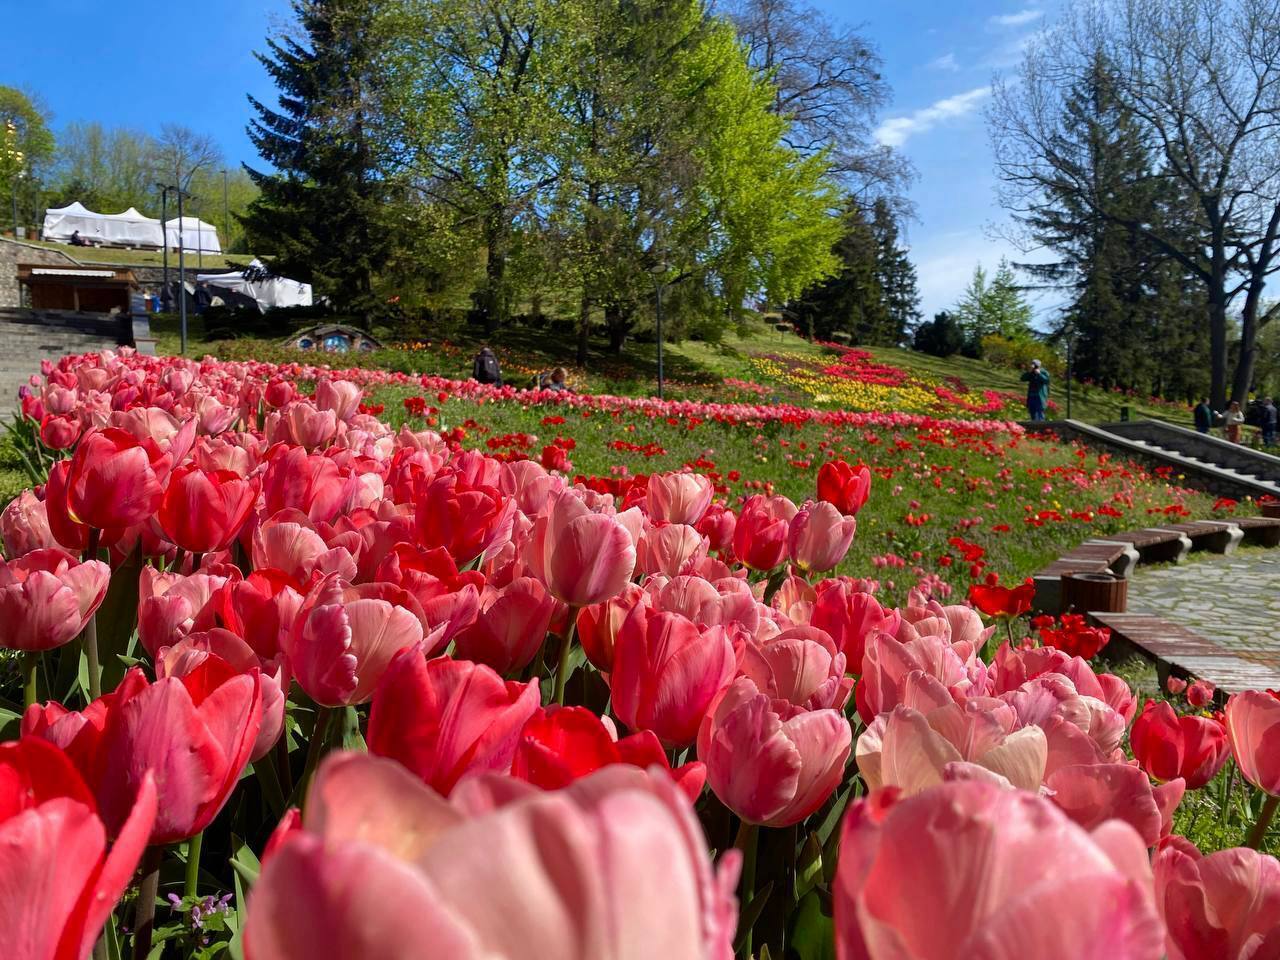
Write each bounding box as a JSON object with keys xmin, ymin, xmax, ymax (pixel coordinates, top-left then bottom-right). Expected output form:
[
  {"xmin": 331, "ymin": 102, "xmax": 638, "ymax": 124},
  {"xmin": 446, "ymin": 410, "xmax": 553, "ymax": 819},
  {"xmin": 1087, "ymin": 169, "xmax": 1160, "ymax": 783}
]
[{"xmin": 15, "ymin": 237, "xmax": 254, "ymax": 272}]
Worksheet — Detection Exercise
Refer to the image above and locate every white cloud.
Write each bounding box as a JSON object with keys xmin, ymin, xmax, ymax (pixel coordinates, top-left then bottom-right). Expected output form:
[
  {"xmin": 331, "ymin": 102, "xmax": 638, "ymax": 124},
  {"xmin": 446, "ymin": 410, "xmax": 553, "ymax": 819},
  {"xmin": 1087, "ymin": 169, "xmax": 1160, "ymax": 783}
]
[
  {"xmin": 873, "ymin": 86, "xmax": 991, "ymax": 148},
  {"xmin": 988, "ymin": 8, "xmax": 1044, "ymax": 27},
  {"xmin": 927, "ymin": 52, "xmax": 960, "ymax": 71}
]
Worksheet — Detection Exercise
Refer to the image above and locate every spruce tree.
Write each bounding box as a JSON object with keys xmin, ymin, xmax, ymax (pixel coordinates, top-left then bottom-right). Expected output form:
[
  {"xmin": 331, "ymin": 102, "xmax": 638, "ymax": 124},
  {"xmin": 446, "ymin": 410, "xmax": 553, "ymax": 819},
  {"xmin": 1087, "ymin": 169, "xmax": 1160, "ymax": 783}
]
[
  {"xmin": 871, "ymin": 199, "xmax": 921, "ymax": 344},
  {"xmin": 242, "ymin": 0, "xmax": 397, "ymax": 325}
]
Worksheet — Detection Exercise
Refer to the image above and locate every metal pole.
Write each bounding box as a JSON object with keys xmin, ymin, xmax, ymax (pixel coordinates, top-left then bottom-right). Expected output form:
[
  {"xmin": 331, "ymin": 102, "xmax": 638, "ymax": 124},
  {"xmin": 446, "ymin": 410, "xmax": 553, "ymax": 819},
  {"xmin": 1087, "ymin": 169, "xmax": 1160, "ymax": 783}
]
[
  {"xmin": 655, "ymin": 280, "xmax": 665, "ymax": 401},
  {"xmin": 223, "ymin": 169, "xmax": 229, "ymax": 253},
  {"xmin": 158, "ymin": 185, "xmax": 169, "ymax": 311},
  {"xmin": 11, "ymin": 181, "xmax": 17, "ymax": 237},
  {"xmin": 1066, "ymin": 334, "xmax": 1073, "ymax": 420},
  {"xmin": 177, "ymin": 184, "xmax": 187, "ymax": 355}
]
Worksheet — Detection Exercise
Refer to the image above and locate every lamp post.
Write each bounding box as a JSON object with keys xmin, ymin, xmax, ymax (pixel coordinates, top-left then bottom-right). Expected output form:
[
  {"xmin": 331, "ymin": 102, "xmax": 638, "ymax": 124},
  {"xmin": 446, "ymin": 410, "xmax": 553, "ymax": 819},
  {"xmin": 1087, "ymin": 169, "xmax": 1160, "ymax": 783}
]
[
  {"xmin": 155, "ymin": 183, "xmax": 171, "ymax": 311},
  {"xmin": 649, "ymin": 260, "xmax": 667, "ymax": 400}
]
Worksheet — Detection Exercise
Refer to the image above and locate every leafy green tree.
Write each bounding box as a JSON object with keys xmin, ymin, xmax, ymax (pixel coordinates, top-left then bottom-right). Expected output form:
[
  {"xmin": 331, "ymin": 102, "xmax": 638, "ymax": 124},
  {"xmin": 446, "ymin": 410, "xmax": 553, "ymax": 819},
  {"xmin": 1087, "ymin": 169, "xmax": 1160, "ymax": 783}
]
[
  {"xmin": 787, "ymin": 200, "xmax": 886, "ymax": 344},
  {"xmin": 0, "ymin": 86, "xmax": 54, "ymax": 231},
  {"xmin": 953, "ymin": 259, "xmax": 1033, "ymax": 345},
  {"xmin": 912, "ymin": 310, "xmax": 965, "ymax": 357},
  {"xmin": 243, "ymin": 0, "xmax": 401, "ymax": 323}
]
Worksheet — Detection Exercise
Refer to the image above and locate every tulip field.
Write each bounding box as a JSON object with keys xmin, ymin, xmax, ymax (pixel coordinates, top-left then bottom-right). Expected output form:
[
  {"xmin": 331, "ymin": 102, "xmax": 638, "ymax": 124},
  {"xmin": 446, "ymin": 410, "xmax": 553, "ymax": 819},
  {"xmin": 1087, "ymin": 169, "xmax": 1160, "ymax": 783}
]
[{"xmin": 0, "ymin": 346, "xmax": 1277, "ymax": 960}]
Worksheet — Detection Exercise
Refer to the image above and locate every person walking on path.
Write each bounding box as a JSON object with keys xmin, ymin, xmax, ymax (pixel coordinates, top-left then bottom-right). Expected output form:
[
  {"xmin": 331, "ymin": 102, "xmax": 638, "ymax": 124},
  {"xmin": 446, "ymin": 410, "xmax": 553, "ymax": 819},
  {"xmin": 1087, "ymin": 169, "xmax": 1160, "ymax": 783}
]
[
  {"xmin": 1223, "ymin": 400, "xmax": 1246, "ymax": 443},
  {"xmin": 1262, "ymin": 397, "xmax": 1278, "ymax": 446},
  {"xmin": 1020, "ymin": 359, "xmax": 1050, "ymax": 422},
  {"xmin": 1193, "ymin": 399, "xmax": 1215, "ymax": 434},
  {"xmin": 471, "ymin": 346, "xmax": 503, "ymax": 387}
]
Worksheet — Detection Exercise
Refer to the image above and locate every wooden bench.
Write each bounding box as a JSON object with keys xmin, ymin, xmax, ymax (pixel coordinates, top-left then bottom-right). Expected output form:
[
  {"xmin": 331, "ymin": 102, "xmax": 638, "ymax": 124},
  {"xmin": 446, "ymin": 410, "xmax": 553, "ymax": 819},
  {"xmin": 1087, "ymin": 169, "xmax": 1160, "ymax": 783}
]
[
  {"xmin": 1234, "ymin": 516, "xmax": 1280, "ymax": 548},
  {"xmin": 1163, "ymin": 520, "xmax": 1243, "ymax": 554},
  {"xmin": 1088, "ymin": 612, "xmax": 1280, "ymax": 695},
  {"xmin": 1033, "ymin": 541, "xmax": 1137, "ymax": 614},
  {"xmin": 1097, "ymin": 527, "xmax": 1192, "ymax": 564}
]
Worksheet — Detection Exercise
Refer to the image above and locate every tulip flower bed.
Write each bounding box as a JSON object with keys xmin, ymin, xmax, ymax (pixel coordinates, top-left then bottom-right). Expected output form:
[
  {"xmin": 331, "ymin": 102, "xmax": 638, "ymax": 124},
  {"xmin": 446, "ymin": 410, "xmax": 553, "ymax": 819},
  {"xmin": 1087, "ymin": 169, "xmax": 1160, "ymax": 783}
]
[{"xmin": 0, "ymin": 347, "xmax": 1277, "ymax": 960}]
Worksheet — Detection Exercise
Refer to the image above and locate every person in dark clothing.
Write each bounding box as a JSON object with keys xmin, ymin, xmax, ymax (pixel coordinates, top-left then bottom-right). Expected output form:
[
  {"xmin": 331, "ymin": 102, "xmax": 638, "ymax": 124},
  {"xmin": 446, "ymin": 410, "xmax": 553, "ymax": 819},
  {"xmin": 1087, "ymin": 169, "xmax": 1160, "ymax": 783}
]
[
  {"xmin": 1193, "ymin": 399, "xmax": 1214, "ymax": 434},
  {"xmin": 1263, "ymin": 398, "xmax": 1278, "ymax": 446},
  {"xmin": 1020, "ymin": 359, "xmax": 1050, "ymax": 422},
  {"xmin": 471, "ymin": 346, "xmax": 503, "ymax": 386}
]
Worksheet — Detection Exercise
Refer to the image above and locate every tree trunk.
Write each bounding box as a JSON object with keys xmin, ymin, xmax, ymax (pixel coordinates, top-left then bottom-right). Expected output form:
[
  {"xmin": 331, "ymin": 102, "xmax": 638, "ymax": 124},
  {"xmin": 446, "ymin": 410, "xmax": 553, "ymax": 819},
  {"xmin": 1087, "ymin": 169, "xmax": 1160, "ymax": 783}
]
[
  {"xmin": 606, "ymin": 303, "xmax": 632, "ymax": 355},
  {"xmin": 576, "ymin": 291, "xmax": 592, "ymax": 368},
  {"xmin": 481, "ymin": 205, "xmax": 509, "ymax": 336},
  {"xmin": 1232, "ymin": 282, "xmax": 1264, "ymax": 405},
  {"xmin": 1207, "ymin": 278, "xmax": 1229, "ymax": 411}
]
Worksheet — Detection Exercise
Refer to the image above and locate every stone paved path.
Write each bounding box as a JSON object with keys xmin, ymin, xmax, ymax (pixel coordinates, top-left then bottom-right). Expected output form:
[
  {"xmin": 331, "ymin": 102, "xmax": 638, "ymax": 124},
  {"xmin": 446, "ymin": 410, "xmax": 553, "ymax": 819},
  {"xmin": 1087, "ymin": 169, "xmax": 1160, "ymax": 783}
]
[{"xmin": 1126, "ymin": 548, "xmax": 1280, "ymax": 668}]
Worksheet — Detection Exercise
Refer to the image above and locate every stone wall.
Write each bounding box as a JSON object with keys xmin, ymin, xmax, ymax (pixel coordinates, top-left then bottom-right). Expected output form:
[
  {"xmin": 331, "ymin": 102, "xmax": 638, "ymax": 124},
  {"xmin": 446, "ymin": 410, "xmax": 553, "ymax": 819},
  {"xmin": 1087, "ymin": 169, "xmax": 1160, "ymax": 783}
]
[{"xmin": 0, "ymin": 237, "xmax": 80, "ymax": 308}]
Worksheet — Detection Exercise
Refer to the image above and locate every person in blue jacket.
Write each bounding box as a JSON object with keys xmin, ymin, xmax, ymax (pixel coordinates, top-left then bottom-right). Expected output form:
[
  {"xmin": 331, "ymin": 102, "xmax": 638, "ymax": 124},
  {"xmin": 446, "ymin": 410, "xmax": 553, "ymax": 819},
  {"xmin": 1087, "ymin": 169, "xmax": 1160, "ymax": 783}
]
[{"xmin": 1020, "ymin": 359, "xmax": 1050, "ymax": 421}]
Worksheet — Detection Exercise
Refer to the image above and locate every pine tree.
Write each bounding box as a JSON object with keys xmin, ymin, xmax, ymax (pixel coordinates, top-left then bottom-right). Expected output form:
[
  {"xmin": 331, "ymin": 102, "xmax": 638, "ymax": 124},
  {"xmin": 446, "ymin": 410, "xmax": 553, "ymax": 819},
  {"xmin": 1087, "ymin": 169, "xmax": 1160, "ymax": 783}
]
[
  {"xmin": 953, "ymin": 259, "xmax": 1032, "ymax": 344},
  {"xmin": 870, "ymin": 198, "xmax": 921, "ymax": 344},
  {"xmin": 241, "ymin": 0, "xmax": 398, "ymax": 324}
]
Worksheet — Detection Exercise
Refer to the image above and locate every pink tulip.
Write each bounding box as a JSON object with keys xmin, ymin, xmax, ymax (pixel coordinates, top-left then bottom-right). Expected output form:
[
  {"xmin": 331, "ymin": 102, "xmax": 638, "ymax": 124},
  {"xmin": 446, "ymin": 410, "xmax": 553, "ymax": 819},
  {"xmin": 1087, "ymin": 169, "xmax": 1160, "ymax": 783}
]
[
  {"xmin": 137, "ymin": 566, "xmax": 232, "ymax": 657},
  {"xmin": 646, "ymin": 471, "xmax": 714, "ymax": 525},
  {"xmin": 278, "ymin": 401, "xmax": 338, "ymax": 450},
  {"xmin": 733, "ymin": 494, "xmax": 797, "ymax": 571},
  {"xmin": 315, "ymin": 379, "xmax": 363, "ymax": 421},
  {"xmin": 42, "ymin": 459, "xmax": 89, "ymax": 552},
  {"xmin": 0, "ymin": 738, "xmax": 157, "ymax": 960},
  {"xmin": 696, "ymin": 503, "xmax": 737, "ymax": 554},
  {"xmin": 262, "ymin": 445, "xmax": 347, "ymax": 523},
  {"xmin": 650, "ymin": 575, "xmax": 759, "ymax": 634},
  {"xmin": 835, "ymin": 780, "xmax": 1165, "ymax": 960},
  {"xmin": 245, "ymin": 753, "xmax": 739, "ymax": 960},
  {"xmin": 1154, "ymin": 840, "xmax": 1280, "ymax": 960},
  {"xmin": 500, "ymin": 459, "xmax": 564, "ymax": 515},
  {"xmin": 376, "ymin": 543, "xmax": 483, "ymax": 653},
  {"xmin": 856, "ymin": 702, "xmax": 1046, "ymax": 796},
  {"xmin": 368, "ymin": 647, "xmax": 541, "ymax": 795},
  {"xmin": 788, "ymin": 500, "xmax": 857, "ymax": 572},
  {"xmin": 219, "ymin": 568, "xmax": 305, "ymax": 661},
  {"xmin": 698, "ymin": 676, "xmax": 851, "ymax": 826},
  {"xmin": 286, "ymin": 574, "xmax": 426, "ymax": 707},
  {"xmin": 65, "ymin": 427, "xmax": 165, "ymax": 531},
  {"xmin": 610, "ymin": 607, "xmax": 735, "ymax": 748},
  {"xmin": 252, "ymin": 514, "xmax": 357, "ymax": 584},
  {"xmin": 0, "ymin": 489, "xmax": 55, "ymax": 558},
  {"xmin": 636, "ymin": 522, "xmax": 708, "ymax": 577},
  {"xmin": 524, "ymin": 492, "xmax": 636, "ymax": 607},
  {"xmin": 1047, "ymin": 763, "xmax": 1184, "ymax": 847},
  {"xmin": 855, "ymin": 631, "xmax": 975, "ymax": 724},
  {"xmin": 453, "ymin": 577, "xmax": 557, "ymax": 674},
  {"xmin": 0, "ymin": 548, "xmax": 110, "ymax": 651},
  {"xmin": 1224, "ymin": 691, "xmax": 1280, "ymax": 796},
  {"xmin": 576, "ymin": 582, "xmax": 649, "ymax": 671},
  {"xmin": 738, "ymin": 626, "xmax": 852, "ymax": 711}
]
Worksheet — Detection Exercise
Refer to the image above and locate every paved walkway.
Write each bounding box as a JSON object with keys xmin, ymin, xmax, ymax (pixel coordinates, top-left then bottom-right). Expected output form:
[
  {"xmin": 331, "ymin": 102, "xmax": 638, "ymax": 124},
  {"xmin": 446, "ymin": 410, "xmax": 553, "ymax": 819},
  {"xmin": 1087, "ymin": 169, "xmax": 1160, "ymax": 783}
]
[{"xmin": 1126, "ymin": 548, "xmax": 1280, "ymax": 669}]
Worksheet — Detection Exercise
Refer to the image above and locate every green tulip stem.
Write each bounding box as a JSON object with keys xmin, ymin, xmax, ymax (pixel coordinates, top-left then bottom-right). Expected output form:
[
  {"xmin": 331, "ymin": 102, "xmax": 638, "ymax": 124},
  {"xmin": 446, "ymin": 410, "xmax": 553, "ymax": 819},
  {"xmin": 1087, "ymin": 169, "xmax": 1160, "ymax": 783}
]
[
  {"xmin": 184, "ymin": 830, "xmax": 203, "ymax": 899},
  {"xmin": 553, "ymin": 617, "xmax": 577, "ymax": 707},
  {"xmin": 22, "ymin": 651, "xmax": 38, "ymax": 708},
  {"xmin": 132, "ymin": 845, "xmax": 162, "ymax": 960},
  {"xmin": 1247, "ymin": 793, "xmax": 1279, "ymax": 850},
  {"xmin": 298, "ymin": 706, "xmax": 336, "ymax": 808}
]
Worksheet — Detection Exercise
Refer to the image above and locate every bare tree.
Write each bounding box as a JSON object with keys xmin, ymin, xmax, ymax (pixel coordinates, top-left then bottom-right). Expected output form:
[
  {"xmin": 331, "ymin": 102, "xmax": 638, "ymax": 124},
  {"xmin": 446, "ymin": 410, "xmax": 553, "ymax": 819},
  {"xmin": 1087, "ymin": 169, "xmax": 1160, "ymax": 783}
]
[
  {"xmin": 721, "ymin": 0, "xmax": 914, "ymax": 210},
  {"xmin": 155, "ymin": 123, "xmax": 223, "ymax": 190},
  {"xmin": 990, "ymin": 0, "xmax": 1280, "ymax": 407}
]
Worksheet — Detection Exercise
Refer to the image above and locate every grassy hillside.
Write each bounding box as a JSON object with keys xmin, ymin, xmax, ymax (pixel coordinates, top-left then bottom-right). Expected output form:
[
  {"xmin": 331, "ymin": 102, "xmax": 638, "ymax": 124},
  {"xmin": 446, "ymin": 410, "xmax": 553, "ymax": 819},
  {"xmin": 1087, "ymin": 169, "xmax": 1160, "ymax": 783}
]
[
  {"xmin": 150, "ymin": 314, "xmax": 1194, "ymax": 425},
  {"xmin": 16, "ymin": 238, "xmax": 254, "ymax": 272}
]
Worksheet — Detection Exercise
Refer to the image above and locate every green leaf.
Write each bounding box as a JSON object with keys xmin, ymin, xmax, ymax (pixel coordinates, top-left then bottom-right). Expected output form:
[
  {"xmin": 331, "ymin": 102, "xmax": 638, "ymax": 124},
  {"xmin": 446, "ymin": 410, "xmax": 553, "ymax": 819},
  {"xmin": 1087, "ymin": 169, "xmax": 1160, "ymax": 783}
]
[
  {"xmin": 794, "ymin": 832, "xmax": 823, "ymax": 900},
  {"xmin": 790, "ymin": 892, "xmax": 836, "ymax": 960},
  {"xmin": 733, "ymin": 880, "xmax": 773, "ymax": 955},
  {"xmin": 229, "ymin": 834, "xmax": 262, "ymax": 888}
]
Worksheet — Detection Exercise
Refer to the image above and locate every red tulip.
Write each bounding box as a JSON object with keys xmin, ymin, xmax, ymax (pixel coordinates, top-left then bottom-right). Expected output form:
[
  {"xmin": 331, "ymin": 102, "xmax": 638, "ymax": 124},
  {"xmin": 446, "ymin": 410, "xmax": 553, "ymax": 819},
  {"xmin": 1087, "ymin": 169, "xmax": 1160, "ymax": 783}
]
[
  {"xmin": 788, "ymin": 500, "xmax": 857, "ymax": 572},
  {"xmin": 38, "ymin": 413, "xmax": 80, "ymax": 450},
  {"xmin": 375, "ymin": 543, "xmax": 483, "ymax": 654},
  {"xmin": 157, "ymin": 463, "xmax": 259, "ymax": 554},
  {"xmin": 286, "ymin": 574, "xmax": 426, "ymax": 707},
  {"xmin": 1186, "ymin": 680, "xmax": 1215, "ymax": 709},
  {"xmin": 610, "ymin": 607, "xmax": 735, "ymax": 748},
  {"xmin": 415, "ymin": 472, "xmax": 515, "ymax": 567},
  {"xmin": 264, "ymin": 378, "xmax": 295, "ymax": 409},
  {"xmin": 1154, "ymin": 840, "xmax": 1280, "ymax": 960},
  {"xmin": 817, "ymin": 460, "xmax": 871, "ymax": 516},
  {"xmin": 244, "ymin": 753, "xmax": 739, "ymax": 960},
  {"xmin": 575, "ymin": 583, "xmax": 648, "ymax": 672},
  {"xmin": 368, "ymin": 647, "xmax": 540, "ymax": 795},
  {"xmin": 453, "ymin": 577, "xmax": 556, "ymax": 674},
  {"xmin": 0, "ymin": 738, "xmax": 157, "ymax": 960},
  {"xmin": 646, "ymin": 471, "xmax": 714, "ymax": 525},
  {"xmin": 1, "ymin": 490, "xmax": 55, "ymax": 558},
  {"xmin": 219, "ymin": 568, "xmax": 305, "ymax": 661},
  {"xmin": 733, "ymin": 494, "xmax": 797, "ymax": 571},
  {"xmin": 95, "ymin": 661, "xmax": 262, "ymax": 844},
  {"xmin": 967, "ymin": 579, "xmax": 1035, "ymax": 619},
  {"xmin": 42, "ymin": 460, "xmax": 89, "ymax": 552},
  {"xmin": 65, "ymin": 427, "xmax": 165, "ymax": 531},
  {"xmin": 699, "ymin": 677, "xmax": 851, "ymax": 826},
  {"xmin": 1225, "ymin": 691, "xmax": 1280, "ymax": 796},
  {"xmin": 0, "ymin": 548, "xmax": 110, "ymax": 651},
  {"xmin": 261, "ymin": 445, "xmax": 347, "ymax": 523},
  {"xmin": 524, "ymin": 492, "xmax": 637, "ymax": 607},
  {"xmin": 835, "ymin": 781, "xmax": 1165, "ymax": 960},
  {"xmin": 511, "ymin": 705, "xmax": 706, "ymax": 802},
  {"xmin": 812, "ymin": 581, "xmax": 896, "ymax": 666},
  {"xmin": 1130, "ymin": 699, "xmax": 1230, "ymax": 789}
]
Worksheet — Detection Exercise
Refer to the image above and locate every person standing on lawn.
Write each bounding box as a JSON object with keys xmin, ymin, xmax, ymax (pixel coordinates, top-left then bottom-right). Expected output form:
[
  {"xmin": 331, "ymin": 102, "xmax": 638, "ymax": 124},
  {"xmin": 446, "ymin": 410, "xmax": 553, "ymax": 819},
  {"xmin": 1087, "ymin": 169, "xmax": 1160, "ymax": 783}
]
[
  {"xmin": 1020, "ymin": 359, "xmax": 1050, "ymax": 422},
  {"xmin": 1262, "ymin": 397, "xmax": 1278, "ymax": 446},
  {"xmin": 1193, "ymin": 398, "xmax": 1215, "ymax": 434},
  {"xmin": 1223, "ymin": 400, "xmax": 1246, "ymax": 443},
  {"xmin": 471, "ymin": 346, "xmax": 503, "ymax": 387}
]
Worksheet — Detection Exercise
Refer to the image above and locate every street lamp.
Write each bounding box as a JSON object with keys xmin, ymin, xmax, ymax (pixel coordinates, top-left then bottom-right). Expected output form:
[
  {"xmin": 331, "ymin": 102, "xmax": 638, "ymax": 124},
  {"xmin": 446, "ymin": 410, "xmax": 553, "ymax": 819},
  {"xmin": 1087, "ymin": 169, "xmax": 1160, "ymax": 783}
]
[
  {"xmin": 649, "ymin": 259, "xmax": 668, "ymax": 400},
  {"xmin": 155, "ymin": 183, "xmax": 171, "ymax": 311}
]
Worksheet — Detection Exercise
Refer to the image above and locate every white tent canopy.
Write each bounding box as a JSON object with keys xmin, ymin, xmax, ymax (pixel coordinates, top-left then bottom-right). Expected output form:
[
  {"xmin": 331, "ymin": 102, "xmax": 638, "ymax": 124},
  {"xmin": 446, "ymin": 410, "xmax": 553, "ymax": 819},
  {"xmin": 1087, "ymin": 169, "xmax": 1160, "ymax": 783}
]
[
  {"xmin": 197, "ymin": 259, "xmax": 312, "ymax": 313},
  {"xmin": 42, "ymin": 201, "xmax": 166, "ymax": 247},
  {"xmin": 165, "ymin": 216, "xmax": 222, "ymax": 254}
]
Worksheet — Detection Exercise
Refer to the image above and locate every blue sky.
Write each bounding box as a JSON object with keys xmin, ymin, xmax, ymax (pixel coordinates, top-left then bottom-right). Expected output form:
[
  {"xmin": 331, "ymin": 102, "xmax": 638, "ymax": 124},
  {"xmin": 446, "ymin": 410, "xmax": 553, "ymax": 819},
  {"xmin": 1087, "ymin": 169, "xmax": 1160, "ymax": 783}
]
[{"xmin": 0, "ymin": 0, "xmax": 1059, "ymax": 324}]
